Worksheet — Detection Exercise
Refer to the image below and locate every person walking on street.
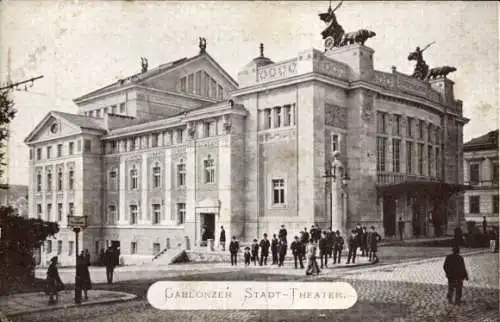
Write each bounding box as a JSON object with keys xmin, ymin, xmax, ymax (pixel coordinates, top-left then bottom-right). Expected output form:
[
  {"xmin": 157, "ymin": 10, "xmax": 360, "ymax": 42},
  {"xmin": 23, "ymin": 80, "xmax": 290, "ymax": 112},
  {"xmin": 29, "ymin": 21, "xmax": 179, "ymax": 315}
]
[
  {"xmin": 347, "ymin": 230, "xmax": 357, "ymax": 264},
  {"xmin": 77, "ymin": 251, "xmax": 92, "ymax": 300},
  {"xmin": 259, "ymin": 233, "xmax": 270, "ymax": 265},
  {"xmin": 367, "ymin": 226, "xmax": 381, "ymax": 262},
  {"xmin": 443, "ymin": 246, "xmax": 469, "ymax": 305},
  {"xmin": 251, "ymin": 239, "xmax": 259, "ymax": 266},
  {"xmin": 271, "ymin": 234, "xmax": 278, "ymax": 265},
  {"xmin": 398, "ymin": 217, "xmax": 405, "ymax": 241},
  {"xmin": 290, "ymin": 236, "xmax": 304, "ymax": 269},
  {"xmin": 319, "ymin": 231, "xmax": 329, "ymax": 269},
  {"xmin": 277, "ymin": 238, "xmax": 287, "ymax": 267},
  {"xmin": 333, "ymin": 230, "xmax": 344, "ymax": 264},
  {"xmin": 45, "ymin": 256, "xmax": 64, "ymax": 305},
  {"xmin": 219, "ymin": 226, "xmax": 226, "ymax": 251},
  {"xmin": 305, "ymin": 239, "xmax": 320, "ymax": 275},
  {"xmin": 229, "ymin": 236, "xmax": 239, "ymax": 266},
  {"xmin": 104, "ymin": 245, "xmax": 119, "ymax": 284}
]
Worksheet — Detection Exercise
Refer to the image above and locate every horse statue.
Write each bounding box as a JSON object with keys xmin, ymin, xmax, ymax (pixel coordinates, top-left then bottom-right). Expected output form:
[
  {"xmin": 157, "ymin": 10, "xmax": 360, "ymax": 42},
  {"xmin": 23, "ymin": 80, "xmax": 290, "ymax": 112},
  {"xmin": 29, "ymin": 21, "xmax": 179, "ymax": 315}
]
[{"xmin": 319, "ymin": 1, "xmax": 345, "ymax": 49}]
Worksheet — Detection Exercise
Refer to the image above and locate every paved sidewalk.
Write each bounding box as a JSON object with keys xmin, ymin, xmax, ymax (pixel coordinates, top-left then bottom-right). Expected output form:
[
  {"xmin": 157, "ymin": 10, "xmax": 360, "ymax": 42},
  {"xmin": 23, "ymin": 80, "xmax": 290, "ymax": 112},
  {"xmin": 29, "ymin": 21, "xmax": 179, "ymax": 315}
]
[{"xmin": 0, "ymin": 290, "xmax": 136, "ymax": 318}]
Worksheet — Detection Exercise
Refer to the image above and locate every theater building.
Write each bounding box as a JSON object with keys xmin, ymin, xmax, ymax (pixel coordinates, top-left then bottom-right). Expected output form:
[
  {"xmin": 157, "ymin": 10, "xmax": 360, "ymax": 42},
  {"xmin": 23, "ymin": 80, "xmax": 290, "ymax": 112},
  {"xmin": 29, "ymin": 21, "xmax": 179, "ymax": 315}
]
[{"xmin": 25, "ymin": 23, "xmax": 467, "ymax": 266}]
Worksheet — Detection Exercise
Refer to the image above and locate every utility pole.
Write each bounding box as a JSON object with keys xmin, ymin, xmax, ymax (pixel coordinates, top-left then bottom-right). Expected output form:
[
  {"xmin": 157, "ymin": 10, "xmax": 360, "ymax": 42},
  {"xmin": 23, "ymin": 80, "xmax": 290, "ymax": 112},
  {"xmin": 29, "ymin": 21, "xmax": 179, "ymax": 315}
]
[{"xmin": 0, "ymin": 75, "xmax": 44, "ymax": 92}]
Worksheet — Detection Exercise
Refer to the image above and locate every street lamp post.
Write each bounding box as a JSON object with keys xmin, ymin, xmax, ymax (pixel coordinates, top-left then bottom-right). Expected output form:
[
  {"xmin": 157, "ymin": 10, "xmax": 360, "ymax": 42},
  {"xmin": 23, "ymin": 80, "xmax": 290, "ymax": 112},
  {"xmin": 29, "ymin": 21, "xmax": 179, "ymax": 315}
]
[
  {"xmin": 67, "ymin": 215, "xmax": 87, "ymax": 305},
  {"xmin": 323, "ymin": 153, "xmax": 350, "ymax": 236}
]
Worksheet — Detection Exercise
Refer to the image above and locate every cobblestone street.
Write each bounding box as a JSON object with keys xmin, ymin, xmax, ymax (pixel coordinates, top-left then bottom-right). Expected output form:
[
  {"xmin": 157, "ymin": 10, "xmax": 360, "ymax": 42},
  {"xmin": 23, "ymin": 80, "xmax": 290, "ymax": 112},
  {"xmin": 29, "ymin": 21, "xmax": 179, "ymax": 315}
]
[{"xmin": 7, "ymin": 250, "xmax": 498, "ymax": 322}]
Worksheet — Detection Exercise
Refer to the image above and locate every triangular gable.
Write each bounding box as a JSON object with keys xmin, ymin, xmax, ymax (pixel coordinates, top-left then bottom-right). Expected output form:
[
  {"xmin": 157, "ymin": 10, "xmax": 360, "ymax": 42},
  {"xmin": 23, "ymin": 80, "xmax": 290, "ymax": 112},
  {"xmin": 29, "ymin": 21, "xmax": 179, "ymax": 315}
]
[{"xmin": 24, "ymin": 112, "xmax": 94, "ymax": 144}]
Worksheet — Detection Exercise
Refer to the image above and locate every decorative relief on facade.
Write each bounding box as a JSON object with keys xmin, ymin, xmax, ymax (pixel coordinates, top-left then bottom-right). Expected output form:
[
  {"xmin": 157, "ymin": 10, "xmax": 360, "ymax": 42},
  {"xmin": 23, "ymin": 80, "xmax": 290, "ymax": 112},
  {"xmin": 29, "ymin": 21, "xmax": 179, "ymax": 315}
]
[
  {"xmin": 325, "ymin": 104, "xmax": 347, "ymax": 129},
  {"xmin": 173, "ymin": 147, "xmax": 186, "ymax": 154},
  {"xmin": 258, "ymin": 128, "xmax": 296, "ymax": 144},
  {"xmin": 316, "ymin": 58, "xmax": 349, "ymax": 80},
  {"xmin": 125, "ymin": 155, "xmax": 142, "ymax": 162},
  {"xmin": 196, "ymin": 139, "xmax": 219, "ymax": 149},
  {"xmin": 148, "ymin": 151, "xmax": 164, "ymax": 159},
  {"xmin": 361, "ymin": 91, "xmax": 375, "ymax": 123},
  {"xmin": 257, "ymin": 60, "xmax": 298, "ymax": 83},
  {"xmin": 374, "ymin": 71, "xmax": 395, "ymax": 88}
]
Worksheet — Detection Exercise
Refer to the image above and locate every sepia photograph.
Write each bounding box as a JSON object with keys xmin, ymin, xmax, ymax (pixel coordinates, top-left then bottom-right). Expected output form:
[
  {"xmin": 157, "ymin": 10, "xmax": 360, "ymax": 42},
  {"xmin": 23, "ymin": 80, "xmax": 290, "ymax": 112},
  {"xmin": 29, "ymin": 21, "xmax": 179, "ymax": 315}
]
[{"xmin": 0, "ymin": 1, "xmax": 498, "ymax": 321}]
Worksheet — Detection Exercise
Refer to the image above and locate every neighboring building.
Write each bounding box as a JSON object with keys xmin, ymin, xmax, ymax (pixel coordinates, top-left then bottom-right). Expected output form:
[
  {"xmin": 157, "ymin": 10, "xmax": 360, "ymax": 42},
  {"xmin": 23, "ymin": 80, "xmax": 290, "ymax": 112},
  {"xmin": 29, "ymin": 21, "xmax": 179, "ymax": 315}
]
[
  {"xmin": 0, "ymin": 184, "xmax": 28, "ymax": 217},
  {"xmin": 463, "ymin": 130, "xmax": 499, "ymax": 227},
  {"xmin": 24, "ymin": 13, "xmax": 468, "ymax": 266}
]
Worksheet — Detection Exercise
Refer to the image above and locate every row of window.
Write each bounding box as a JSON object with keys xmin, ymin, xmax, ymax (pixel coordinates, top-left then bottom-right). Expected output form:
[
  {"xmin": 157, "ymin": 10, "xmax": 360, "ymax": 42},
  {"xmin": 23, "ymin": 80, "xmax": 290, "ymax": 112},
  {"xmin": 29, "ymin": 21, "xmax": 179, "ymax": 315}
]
[
  {"xmin": 44, "ymin": 240, "xmax": 75, "ymax": 256},
  {"xmin": 83, "ymin": 103, "xmax": 126, "ymax": 118},
  {"xmin": 37, "ymin": 202, "xmax": 74, "ymax": 222},
  {"xmin": 32, "ymin": 140, "xmax": 92, "ymax": 161},
  {"xmin": 468, "ymin": 195, "xmax": 499, "ymax": 214},
  {"xmin": 259, "ymin": 104, "xmax": 296, "ymax": 130},
  {"xmin": 179, "ymin": 71, "xmax": 224, "ymax": 100},
  {"xmin": 377, "ymin": 112, "xmax": 441, "ymax": 144},
  {"xmin": 468, "ymin": 162, "xmax": 499, "ymax": 185},
  {"xmin": 36, "ymin": 167, "xmax": 75, "ymax": 192},
  {"xmin": 377, "ymin": 137, "xmax": 441, "ymax": 176}
]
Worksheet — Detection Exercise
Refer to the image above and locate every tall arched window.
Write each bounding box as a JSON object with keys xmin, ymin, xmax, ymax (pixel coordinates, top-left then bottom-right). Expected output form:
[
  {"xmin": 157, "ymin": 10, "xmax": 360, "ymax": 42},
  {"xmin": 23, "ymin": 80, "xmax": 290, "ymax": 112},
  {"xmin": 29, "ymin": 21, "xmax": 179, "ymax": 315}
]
[
  {"xmin": 36, "ymin": 172, "xmax": 42, "ymax": 192},
  {"xmin": 130, "ymin": 165, "xmax": 138, "ymax": 190},
  {"xmin": 152, "ymin": 162, "xmax": 161, "ymax": 189},
  {"xmin": 204, "ymin": 155, "xmax": 215, "ymax": 184}
]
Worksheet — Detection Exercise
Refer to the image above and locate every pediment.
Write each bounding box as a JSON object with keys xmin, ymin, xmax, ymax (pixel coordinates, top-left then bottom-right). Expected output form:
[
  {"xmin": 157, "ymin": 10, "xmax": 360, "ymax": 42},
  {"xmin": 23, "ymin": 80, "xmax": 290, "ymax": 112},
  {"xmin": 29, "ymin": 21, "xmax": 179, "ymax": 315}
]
[{"xmin": 24, "ymin": 113, "xmax": 82, "ymax": 144}]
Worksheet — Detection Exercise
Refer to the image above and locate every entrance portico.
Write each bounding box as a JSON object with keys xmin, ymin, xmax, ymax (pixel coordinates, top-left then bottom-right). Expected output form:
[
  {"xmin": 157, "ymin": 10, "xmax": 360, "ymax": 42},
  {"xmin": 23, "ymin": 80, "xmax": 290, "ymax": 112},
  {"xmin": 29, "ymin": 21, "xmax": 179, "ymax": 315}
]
[{"xmin": 195, "ymin": 198, "xmax": 220, "ymax": 247}]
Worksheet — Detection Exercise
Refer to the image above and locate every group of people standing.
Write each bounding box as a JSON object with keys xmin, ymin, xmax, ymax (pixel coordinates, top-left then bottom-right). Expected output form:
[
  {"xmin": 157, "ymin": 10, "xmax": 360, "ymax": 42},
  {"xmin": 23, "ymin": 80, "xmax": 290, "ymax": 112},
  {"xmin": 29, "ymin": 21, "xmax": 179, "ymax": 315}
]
[{"xmin": 227, "ymin": 223, "xmax": 381, "ymax": 276}]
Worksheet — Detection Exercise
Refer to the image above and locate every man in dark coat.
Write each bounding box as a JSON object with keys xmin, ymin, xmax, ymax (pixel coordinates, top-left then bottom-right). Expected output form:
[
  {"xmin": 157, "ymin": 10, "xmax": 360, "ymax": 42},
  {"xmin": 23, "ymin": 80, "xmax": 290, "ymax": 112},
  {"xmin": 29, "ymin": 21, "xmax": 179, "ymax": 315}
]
[
  {"xmin": 443, "ymin": 246, "xmax": 469, "ymax": 305},
  {"xmin": 271, "ymin": 234, "xmax": 279, "ymax": 265},
  {"xmin": 277, "ymin": 238, "xmax": 287, "ymax": 267},
  {"xmin": 104, "ymin": 246, "xmax": 119, "ymax": 284},
  {"xmin": 259, "ymin": 233, "xmax": 270, "ymax": 265},
  {"xmin": 333, "ymin": 230, "xmax": 344, "ymax": 264},
  {"xmin": 310, "ymin": 225, "xmax": 319, "ymax": 243},
  {"xmin": 361, "ymin": 227, "xmax": 368, "ymax": 256},
  {"xmin": 367, "ymin": 226, "xmax": 381, "ymax": 262},
  {"xmin": 319, "ymin": 231, "xmax": 329, "ymax": 268},
  {"xmin": 482, "ymin": 216, "xmax": 488, "ymax": 235},
  {"xmin": 279, "ymin": 225, "xmax": 288, "ymax": 243},
  {"xmin": 302, "ymin": 227, "xmax": 310, "ymax": 244},
  {"xmin": 229, "ymin": 236, "xmax": 239, "ymax": 266},
  {"xmin": 347, "ymin": 230, "xmax": 357, "ymax": 264},
  {"xmin": 290, "ymin": 236, "xmax": 304, "ymax": 269},
  {"xmin": 219, "ymin": 226, "xmax": 226, "ymax": 251},
  {"xmin": 326, "ymin": 228, "xmax": 335, "ymax": 258},
  {"xmin": 251, "ymin": 239, "xmax": 259, "ymax": 265},
  {"xmin": 355, "ymin": 223, "xmax": 363, "ymax": 254},
  {"xmin": 398, "ymin": 217, "xmax": 405, "ymax": 241}
]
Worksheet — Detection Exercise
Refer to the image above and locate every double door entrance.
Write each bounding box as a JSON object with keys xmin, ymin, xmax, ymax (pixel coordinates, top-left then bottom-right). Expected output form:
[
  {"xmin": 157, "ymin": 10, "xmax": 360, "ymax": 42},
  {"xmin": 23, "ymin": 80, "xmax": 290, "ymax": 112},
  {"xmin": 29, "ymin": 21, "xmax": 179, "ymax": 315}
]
[{"xmin": 199, "ymin": 213, "xmax": 215, "ymax": 246}]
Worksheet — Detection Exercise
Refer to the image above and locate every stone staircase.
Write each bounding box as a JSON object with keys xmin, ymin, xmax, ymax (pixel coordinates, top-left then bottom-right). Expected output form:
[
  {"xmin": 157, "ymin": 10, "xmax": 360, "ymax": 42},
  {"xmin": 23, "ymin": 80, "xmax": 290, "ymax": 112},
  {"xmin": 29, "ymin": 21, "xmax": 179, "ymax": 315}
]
[{"xmin": 150, "ymin": 247, "xmax": 188, "ymax": 266}]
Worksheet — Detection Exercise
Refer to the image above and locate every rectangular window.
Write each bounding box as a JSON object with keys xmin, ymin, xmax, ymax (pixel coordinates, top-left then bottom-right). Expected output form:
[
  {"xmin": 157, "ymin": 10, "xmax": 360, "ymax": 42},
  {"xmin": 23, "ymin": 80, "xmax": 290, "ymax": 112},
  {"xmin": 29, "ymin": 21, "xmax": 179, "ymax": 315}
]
[
  {"xmin": 406, "ymin": 141, "xmax": 413, "ymax": 174},
  {"xmin": 492, "ymin": 163, "xmax": 498, "ymax": 185},
  {"xmin": 275, "ymin": 107, "xmax": 282, "ymax": 128},
  {"xmin": 407, "ymin": 117, "xmax": 413, "ymax": 137},
  {"xmin": 109, "ymin": 170, "xmax": 117, "ymax": 190},
  {"xmin": 211, "ymin": 78, "xmax": 217, "ymax": 99},
  {"xmin": 153, "ymin": 243, "xmax": 161, "ymax": 255},
  {"xmin": 36, "ymin": 148, "xmax": 42, "ymax": 160},
  {"xmin": 427, "ymin": 124, "xmax": 432, "ymax": 143},
  {"xmin": 46, "ymin": 240, "xmax": 52, "ymax": 254},
  {"xmin": 493, "ymin": 195, "xmax": 499, "ymax": 214},
  {"xmin": 469, "ymin": 196, "xmax": 480, "ymax": 213},
  {"xmin": 177, "ymin": 163, "xmax": 186, "ymax": 187},
  {"xmin": 68, "ymin": 169, "xmax": 74, "ymax": 190},
  {"xmin": 111, "ymin": 141, "xmax": 117, "ymax": 153},
  {"xmin": 130, "ymin": 205, "xmax": 138, "ymax": 224},
  {"xmin": 46, "ymin": 203, "xmax": 52, "ymax": 221},
  {"xmin": 418, "ymin": 120, "xmax": 425, "ymax": 140},
  {"xmin": 84, "ymin": 140, "xmax": 91, "ymax": 153},
  {"xmin": 188, "ymin": 74, "xmax": 194, "ymax": 93},
  {"xmin": 217, "ymin": 85, "xmax": 223, "ymax": 100},
  {"xmin": 417, "ymin": 143, "xmax": 424, "ymax": 175},
  {"xmin": 37, "ymin": 172, "xmax": 42, "ymax": 192},
  {"xmin": 57, "ymin": 240, "xmax": 63, "ymax": 255},
  {"xmin": 204, "ymin": 157, "xmax": 215, "ymax": 184},
  {"xmin": 195, "ymin": 71, "xmax": 202, "ymax": 95},
  {"xmin": 204, "ymin": 123, "xmax": 210, "ymax": 137},
  {"xmin": 57, "ymin": 144, "xmax": 63, "ymax": 157},
  {"xmin": 103, "ymin": 107, "xmax": 108, "ymax": 115},
  {"xmin": 177, "ymin": 203, "xmax": 185, "ymax": 225},
  {"xmin": 176, "ymin": 129, "xmax": 183, "ymax": 144},
  {"xmin": 272, "ymin": 179, "xmax": 286, "ymax": 205},
  {"xmin": 68, "ymin": 202, "xmax": 74, "ymax": 215},
  {"xmin": 469, "ymin": 164, "xmax": 479, "ymax": 185},
  {"xmin": 129, "ymin": 138, "xmax": 135, "ymax": 151},
  {"xmin": 57, "ymin": 203, "xmax": 63, "ymax": 222},
  {"xmin": 377, "ymin": 112, "xmax": 386, "ymax": 134},
  {"xmin": 208, "ymin": 122, "xmax": 217, "ymax": 137},
  {"xmin": 130, "ymin": 167, "xmax": 138, "ymax": 190},
  {"xmin": 46, "ymin": 171, "xmax": 52, "ymax": 191},
  {"xmin": 435, "ymin": 128, "xmax": 440, "ymax": 145},
  {"xmin": 111, "ymin": 105, "xmax": 117, "ymax": 114},
  {"xmin": 152, "ymin": 133, "xmax": 159, "ymax": 148},
  {"xmin": 376, "ymin": 137, "xmax": 387, "ymax": 172},
  {"xmin": 203, "ymin": 72, "xmax": 210, "ymax": 97},
  {"xmin": 435, "ymin": 147, "xmax": 440, "ymax": 177},
  {"xmin": 109, "ymin": 204, "xmax": 117, "ymax": 224},
  {"xmin": 131, "ymin": 242, "xmax": 137, "ymax": 254},
  {"xmin": 180, "ymin": 77, "xmax": 187, "ymax": 92},
  {"xmin": 152, "ymin": 163, "xmax": 161, "ymax": 188},
  {"xmin": 331, "ymin": 134, "xmax": 339, "ymax": 152},
  {"xmin": 68, "ymin": 241, "xmax": 74, "ymax": 256},
  {"xmin": 120, "ymin": 103, "xmax": 126, "ymax": 113},
  {"xmin": 152, "ymin": 204, "xmax": 161, "ymax": 224},
  {"xmin": 392, "ymin": 139, "xmax": 401, "ymax": 173},
  {"xmin": 37, "ymin": 204, "xmax": 42, "ymax": 219},
  {"xmin": 392, "ymin": 114, "xmax": 401, "ymax": 136},
  {"xmin": 427, "ymin": 146, "xmax": 433, "ymax": 176},
  {"xmin": 46, "ymin": 146, "xmax": 52, "ymax": 159},
  {"xmin": 68, "ymin": 142, "xmax": 74, "ymax": 155},
  {"xmin": 265, "ymin": 109, "xmax": 271, "ymax": 129},
  {"xmin": 283, "ymin": 105, "xmax": 292, "ymax": 126},
  {"xmin": 96, "ymin": 109, "xmax": 101, "ymax": 118},
  {"xmin": 77, "ymin": 140, "xmax": 82, "ymax": 152}
]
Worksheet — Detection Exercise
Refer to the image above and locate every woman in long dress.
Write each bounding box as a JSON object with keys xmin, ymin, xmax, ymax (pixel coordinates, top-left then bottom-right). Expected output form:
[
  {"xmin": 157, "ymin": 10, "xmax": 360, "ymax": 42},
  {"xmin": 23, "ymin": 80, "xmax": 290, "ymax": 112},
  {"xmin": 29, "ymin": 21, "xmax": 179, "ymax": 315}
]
[{"xmin": 46, "ymin": 256, "xmax": 64, "ymax": 305}]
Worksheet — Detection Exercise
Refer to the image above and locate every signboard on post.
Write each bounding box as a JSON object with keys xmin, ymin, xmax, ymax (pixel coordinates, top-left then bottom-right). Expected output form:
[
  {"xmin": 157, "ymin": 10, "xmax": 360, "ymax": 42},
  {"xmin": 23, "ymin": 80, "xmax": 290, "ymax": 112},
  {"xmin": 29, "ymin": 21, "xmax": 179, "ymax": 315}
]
[{"xmin": 67, "ymin": 215, "xmax": 88, "ymax": 229}]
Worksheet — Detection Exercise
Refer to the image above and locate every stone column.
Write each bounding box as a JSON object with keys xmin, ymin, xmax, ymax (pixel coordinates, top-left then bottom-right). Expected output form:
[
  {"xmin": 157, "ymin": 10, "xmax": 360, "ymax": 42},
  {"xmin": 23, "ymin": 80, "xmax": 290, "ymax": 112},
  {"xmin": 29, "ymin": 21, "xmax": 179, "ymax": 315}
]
[{"xmin": 270, "ymin": 108, "xmax": 275, "ymax": 129}]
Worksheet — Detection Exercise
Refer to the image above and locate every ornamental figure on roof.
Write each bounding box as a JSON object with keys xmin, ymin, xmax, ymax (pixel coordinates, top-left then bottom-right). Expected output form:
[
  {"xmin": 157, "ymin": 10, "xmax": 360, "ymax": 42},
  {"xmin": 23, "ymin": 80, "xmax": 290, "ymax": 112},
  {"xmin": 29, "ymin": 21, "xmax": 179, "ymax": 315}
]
[
  {"xmin": 319, "ymin": 1, "xmax": 345, "ymax": 49},
  {"xmin": 408, "ymin": 42, "xmax": 434, "ymax": 80},
  {"xmin": 140, "ymin": 57, "xmax": 148, "ymax": 73}
]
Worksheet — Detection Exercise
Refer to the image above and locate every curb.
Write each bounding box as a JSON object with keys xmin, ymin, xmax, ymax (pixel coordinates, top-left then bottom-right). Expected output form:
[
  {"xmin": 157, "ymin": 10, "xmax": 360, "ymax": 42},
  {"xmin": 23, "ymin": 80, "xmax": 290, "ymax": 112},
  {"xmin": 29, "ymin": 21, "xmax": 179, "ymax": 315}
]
[{"xmin": 3, "ymin": 291, "xmax": 137, "ymax": 318}]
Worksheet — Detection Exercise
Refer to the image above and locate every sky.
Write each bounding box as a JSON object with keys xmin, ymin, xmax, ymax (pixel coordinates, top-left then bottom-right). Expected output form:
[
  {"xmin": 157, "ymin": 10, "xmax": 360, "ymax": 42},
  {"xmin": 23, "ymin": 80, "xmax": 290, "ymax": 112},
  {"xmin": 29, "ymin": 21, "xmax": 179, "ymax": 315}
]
[{"xmin": 0, "ymin": 1, "xmax": 498, "ymax": 186}]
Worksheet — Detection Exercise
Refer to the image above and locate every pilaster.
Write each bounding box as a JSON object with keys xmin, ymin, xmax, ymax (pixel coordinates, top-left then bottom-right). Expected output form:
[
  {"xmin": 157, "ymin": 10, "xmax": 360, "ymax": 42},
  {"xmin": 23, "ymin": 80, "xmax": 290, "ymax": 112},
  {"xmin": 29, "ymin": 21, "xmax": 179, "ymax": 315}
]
[
  {"xmin": 141, "ymin": 154, "xmax": 148, "ymax": 222},
  {"xmin": 164, "ymin": 149, "xmax": 172, "ymax": 223},
  {"xmin": 185, "ymin": 142, "xmax": 196, "ymax": 245},
  {"xmin": 218, "ymin": 137, "xmax": 231, "ymax": 239},
  {"xmin": 119, "ymin": 158, "xmax": 126, "ymax": 223}
]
